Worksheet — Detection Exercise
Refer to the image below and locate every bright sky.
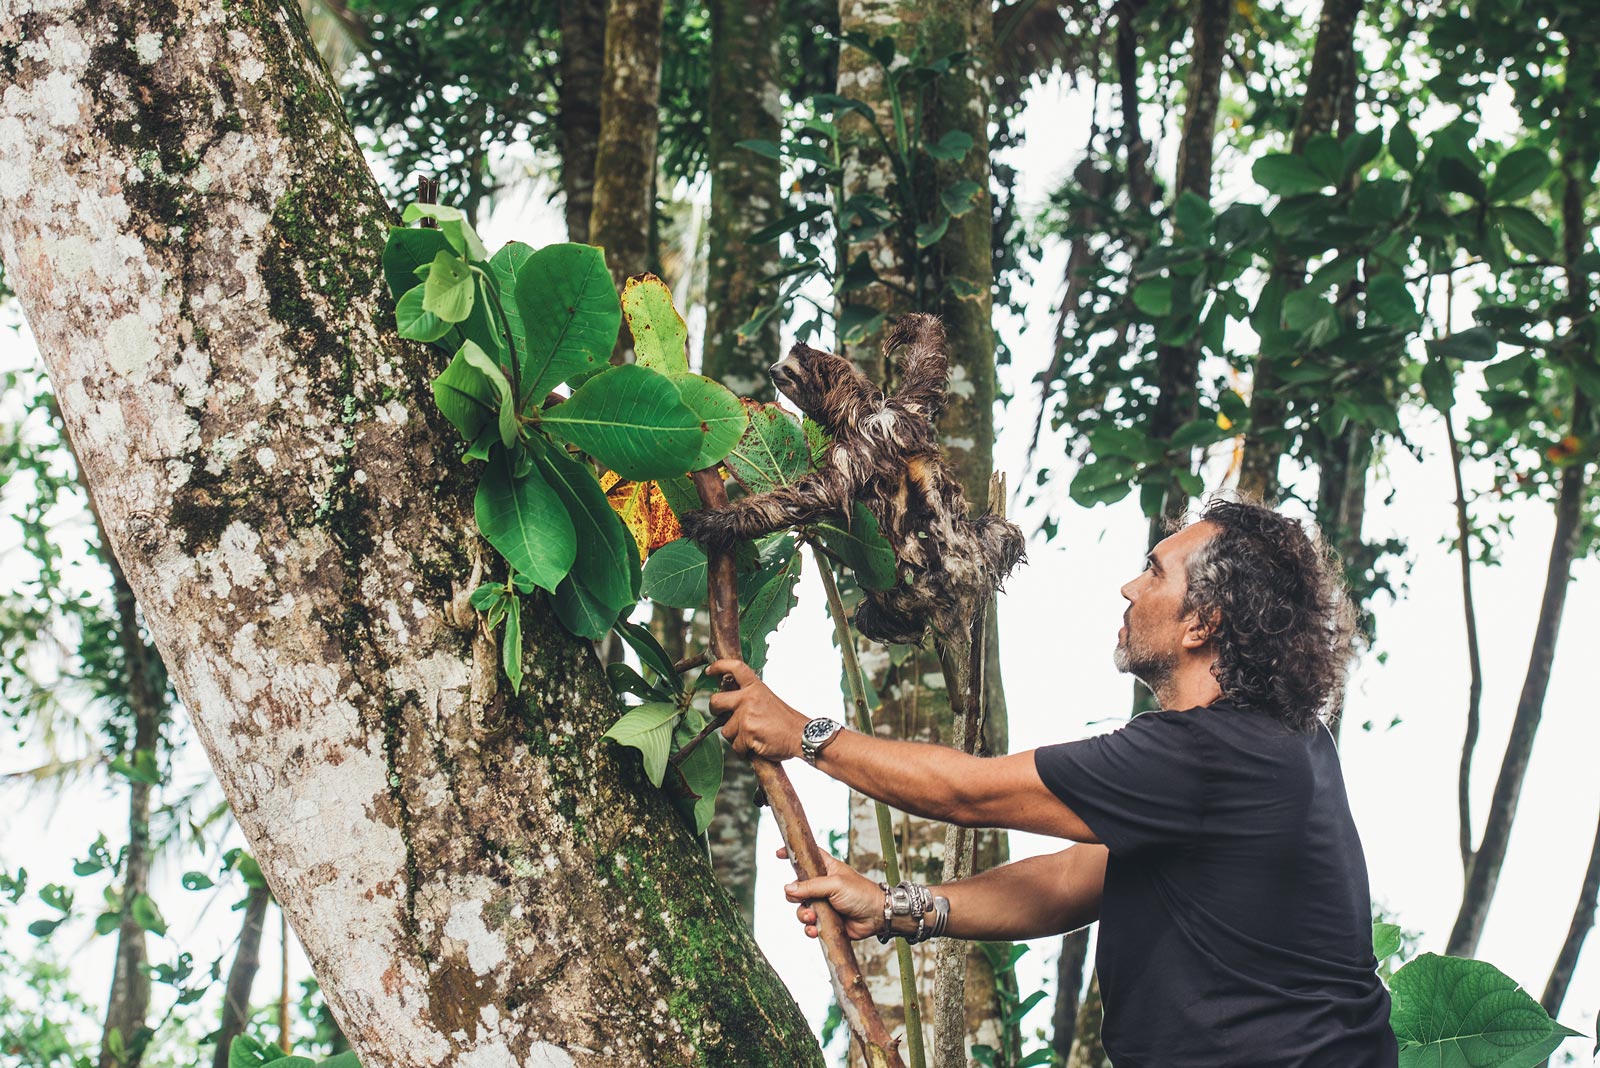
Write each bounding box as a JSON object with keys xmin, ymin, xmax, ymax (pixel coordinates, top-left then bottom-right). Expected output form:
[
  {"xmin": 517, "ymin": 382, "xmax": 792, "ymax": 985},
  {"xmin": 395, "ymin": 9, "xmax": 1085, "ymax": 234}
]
[{"xmin": 2, "ymin": 59, "xmax": 1596, "ymax": 1068}]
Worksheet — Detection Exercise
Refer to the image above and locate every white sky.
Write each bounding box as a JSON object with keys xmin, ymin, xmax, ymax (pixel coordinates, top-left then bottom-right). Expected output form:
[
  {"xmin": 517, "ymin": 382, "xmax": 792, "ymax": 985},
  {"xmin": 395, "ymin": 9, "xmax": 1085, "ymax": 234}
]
[{"xmin": 2, "ymin": 57, "xmax": 1596, "ymax": 1068}]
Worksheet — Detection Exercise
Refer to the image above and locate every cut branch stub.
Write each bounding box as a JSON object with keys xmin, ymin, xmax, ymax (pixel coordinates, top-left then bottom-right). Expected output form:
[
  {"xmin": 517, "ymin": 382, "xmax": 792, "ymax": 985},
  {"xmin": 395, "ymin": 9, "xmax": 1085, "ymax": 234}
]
[{"xmin": 690, "ymin": 467, "xmax": 906, "ymax": 1068}]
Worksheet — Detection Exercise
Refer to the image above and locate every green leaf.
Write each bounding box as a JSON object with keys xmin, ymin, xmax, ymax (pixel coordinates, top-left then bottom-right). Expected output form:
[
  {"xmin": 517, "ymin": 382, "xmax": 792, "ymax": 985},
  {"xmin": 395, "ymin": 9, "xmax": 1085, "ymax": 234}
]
[
  {"xmin": 94, "ymin": 911, "xmax": 121, "ymax": 936},
  {"xmin": 318, "ymin": 1054, "xmax": 361, "ymax": 1068},
  {"xmin": 837, "ymin": 304, "xmax": 886, "ymax": 345},
  {"xmin": 926, "ymin": 130, "xmax": 974, "ymax": 161},
  {"xmin": 1174, "ymin": 191, "xmax": 1214, "ymax": 235},
  {"xmin": 603, "ymin": 702, "xmax": 681, "ymax": 787},
  {"xmin": 541, "ymin": 364, "xmax": 704, "ymax": 480},
  {"xmin": 736, "ymin": 138, "xmax": 784, "ymax": 161},
  {"xmin": 432, "ymin": 344, "xmax": 499, "ymax": 443},
  {"xmin": 1070, "ymin": 457, "xmax": 1137, "ymax": 507},
  {"xmin": 1390, "ymin": 122, "xmax": 1418, "ymax": 170},
  {"xmin": 402, "ymin": 202, "xmax": 488, "ymax": 260},
  {"xmin": 1426, "ymin": 327, "xmax": 1498, "ymax": 363},
  {"xmin": 1389, "ymin": 953, "xmax": 1580, "ymax": 1068},
  {"xmin": 489, "ymin": 241, "xmax": 535, "ymax": 361},
  {"xmin": 383, "ymin": 226, "xmax": 452, "ymax": 300},
  {"xmin": 672, "ymin": 374, "xmax": 747, "ymax": 469},
  {"xmin": 28, "ymin": 917, "xmax": 65, "ymax": 938},
  {"xmin": 1367, "ymin": 274, "xmax": 1419, "ymax": 327},
  {"xmin": 641, "ymin": 538, "xmax": 709, "ymax": 609},
  {"xmin": 940, "ymin": 180, "xmax": 983, "ymax": 218},
  {"xmin": 469, "ymin": 582, "xmax": 504, "ymax": 611},
  {"xmin": 1496, "ymin": 206, "xmax": 1557, "ymax": 259},
  {"xmin": 502, "ymin": 594, "xmax": 523, "ymax": 694},
  {"xmin": 182, "ymin": 871, "xmax": 214, "ymax": 891},
  {"xmin": 457, "ymin": 340, "xmax": 518, "ymax": 449},
  {"xmin": 725, "ymin": 403, "xmax": 809, "ymax": 493},
  {"xmin": 1490, "ymin": 147, "xmax": 1552, "ymax": 203},
  {"xmin": 1373, "ymin": 921, "xmax": 1403, "ymax": 963},
  {"xmin": 531, "ymin": 439, "xmax": 636, "ymax": 640},
  {"xmin": 802, "ymin": 416, "xmax": 831, "ymax": 467},
  {"xmin": 1131, "ymin": 277, "xmax": 1174, "ymax": 317},
  {"xmin": 671, "ymin": 709, "xmax": 725, "ymax": 835},
  {"xmin": 474, "ymin": 446, "xmax": 577, "ymax": 594},
  {"xmin": 623, "ymin": 274, "xmax": 691, "ymax": 374},
  {"xmin": 738, "ymin": 536, "xmax": 802, "ymax": 672},
  {"xmin": 1341, "ymin": 128, "xmax": 1383, "ymax": 180},
  {"xmin": 1438, "ymin": 156, "xmax": 1486, "ymax": 201},
  {"xmin": 1304, "ymin": 134, "xmax": 1343, "ymax": 182},
  {"xmin": 812, "ymin": 503, "xmax": 896, "ymax": 590},
  {"xmin": 915, "ymin": 215, "xmax": 950, "ymax": 249},
  {"xmin": 130, "ymin": 893, "xmax": 167, "ymax": 936},
  {"xmin": 395, "ymin": 286, "xmax": 452, "ymax": 343},
  {"xmin": 515, "ymin": 243, "xmax": 621, "ymax": 396},
  {"xmin": 613, "ymin": 619, "xmax": 684, "ymax": 693},
  {"xmin": 423, "ymin": 251, "xmax": 475, "ymax": 324},
  {"xmin": 1253, "ymin": 153, "xmax": 1327, "ymax": 196}
]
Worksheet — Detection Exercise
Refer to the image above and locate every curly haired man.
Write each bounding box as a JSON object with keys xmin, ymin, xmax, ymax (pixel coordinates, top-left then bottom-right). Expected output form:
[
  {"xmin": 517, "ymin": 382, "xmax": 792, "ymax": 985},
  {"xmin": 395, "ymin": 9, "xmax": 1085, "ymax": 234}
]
[{"xmin": 709, "ymin": 497, "xmax": 1399, "ymax": 1067}]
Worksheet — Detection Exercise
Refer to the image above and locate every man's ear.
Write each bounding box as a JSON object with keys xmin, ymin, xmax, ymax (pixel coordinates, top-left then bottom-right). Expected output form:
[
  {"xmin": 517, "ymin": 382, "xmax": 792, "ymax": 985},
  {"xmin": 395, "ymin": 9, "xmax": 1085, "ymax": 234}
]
[{"xmin": 1181, "ymin": 608, "xmax": 1220, "ymax": 649}]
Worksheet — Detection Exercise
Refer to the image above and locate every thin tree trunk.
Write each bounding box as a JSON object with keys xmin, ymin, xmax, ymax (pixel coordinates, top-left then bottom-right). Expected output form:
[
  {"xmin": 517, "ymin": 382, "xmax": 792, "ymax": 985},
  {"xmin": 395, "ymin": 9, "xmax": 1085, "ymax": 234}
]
[
  {"xmin": 1050, "ymin": 929, "xmax": 1090, "ymax": 1063},
  {"xmin": 1541, "ymin": 809, "xmax": 1600, "ymax": 1021},
  {"xmin": 1449, "ymin": 127, "xmax": 1593, "ymax": 959},
  {"xmin": 702, "ymin": 0, "xmax": 784, "ymax": 926},
  {"xmin": 558, "ymin": 0, "xmax": 607, "ymax": 243},
  {"xmin": 0, "ymin": 2, "xmax": 821, "ymax": 1063},
  {"xmin": 1237, "ymin": 0, "xmax": 1366, "ymax": 501},
  {"xmin": 212, "ymin": 887, "xmax": 272, "ymax": 1068},
  {"xmin": 1068, "ymin": 972, "xmax": 1109, "ymax": 1068},
  {"xmin": 1445, "ymin": 368, "xmax": 1485, "ymax": 875},
  {"xmin": 590, "ymin": 0, "xmax": 664, "ymax": 298}
]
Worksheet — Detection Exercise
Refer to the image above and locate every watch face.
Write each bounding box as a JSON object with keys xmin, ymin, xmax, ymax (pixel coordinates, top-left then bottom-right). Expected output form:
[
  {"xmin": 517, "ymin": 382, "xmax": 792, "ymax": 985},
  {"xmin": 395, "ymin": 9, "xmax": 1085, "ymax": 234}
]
[{"xmin": 804, "ymin": 719, "xmax": 840, "ymax": 746}]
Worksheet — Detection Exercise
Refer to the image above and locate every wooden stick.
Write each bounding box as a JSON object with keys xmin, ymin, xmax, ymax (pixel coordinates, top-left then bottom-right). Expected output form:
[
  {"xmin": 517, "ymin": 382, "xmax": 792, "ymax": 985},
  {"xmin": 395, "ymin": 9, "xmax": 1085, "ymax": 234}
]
[{"xmin": 690, "ymin": 468, "xmax": 905, "ymax": 1068}]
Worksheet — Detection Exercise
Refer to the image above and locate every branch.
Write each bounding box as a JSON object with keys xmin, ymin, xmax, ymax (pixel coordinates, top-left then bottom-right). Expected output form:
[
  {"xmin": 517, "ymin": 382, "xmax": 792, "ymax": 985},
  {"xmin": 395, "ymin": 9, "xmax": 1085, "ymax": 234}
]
[{"xmin": 690, "ymin": 469, "xmax": 906, "ymax": 1068}]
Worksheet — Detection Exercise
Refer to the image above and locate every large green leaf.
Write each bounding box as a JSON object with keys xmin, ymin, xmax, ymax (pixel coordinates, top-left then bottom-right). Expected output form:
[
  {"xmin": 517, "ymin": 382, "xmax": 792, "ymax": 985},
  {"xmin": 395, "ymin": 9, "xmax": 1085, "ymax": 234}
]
[
  {"xmin": 623, "ymin": 274, "xmax": 690, "ymax": 374},
  {"xmin": 514, "ymin": 243, "xmax": 621, "ymax": 396},
  {"xmin": 603, "ymin": 702, "xmax": 681, "ymax": 787},
  {"xmin": 474, "ymin": 446, "xmax": 576, "ymax": 594},
  {"xmin": 129, "ymin": 893, "xmax": 166, "ymax": 936},
  {"xmin": 458, "ymin": 340, "xmax": 518, "ymax": 449},
  {"xmin": 540, "ymin": 364, "xmax": 703, "ymax": 480},
  {"xmin": 489, "ymin": 241, "xmax": 535, "ymax": 363},
  {"xmin": 1253, "ymin": 153, "xmax": 1328, "ymax": 196},
  {"xmin": 423, "ymin": 251, "xmax": 475, "ymax": 323},
  {"xmin": 641, "ymin": 537, "xmax": 708, "ymax": 609},
  {"xmin": 813, "ymin": 503, "xmax": 896, "ymax": 590},
  {"xmin": 1390, "ymin": 953, "xmax": 1579, "ymax": 1068},
  {"xmin": 671, "ymin": 708, "xmax": 725, "ymax": 835},
  {"xmin": 673, "ymin": 374, "xmax": 747, "ymax": 469},
  {"xmin": 532, "ymin": 439, "xmax": 636, "ymax": 639},
  {"xmin": 383, "ymin": 226, "xmax": 452, "ymax": 300},
  {"xmin": 1489, "ymin": 147, "xmax": 1551, "ymax": 203},
  {"xmin": 402, "ymin": 202, "xmax": 488, "ymax": 261},
  {"xmin": 738, "ymin": 535, "xmax": 802, "ymax": 672},
  {"xmin": 725, "ymin": 402, "xmax": 809, "ymax": 493},
  {"xmin": 395, "ymin": 286, "xmax": 452, "ymax": 343},
  {"xmin": 431, "ymin": 344, "xmax": 498, "ymax": 443}
]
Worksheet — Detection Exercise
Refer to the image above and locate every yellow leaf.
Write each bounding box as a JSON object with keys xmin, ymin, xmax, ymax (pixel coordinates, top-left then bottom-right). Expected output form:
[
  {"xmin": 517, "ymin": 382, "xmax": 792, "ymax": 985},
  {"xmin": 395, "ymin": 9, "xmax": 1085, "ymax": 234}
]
[{"xmin": 600, "ymin": 471, "xmax": 683, "ymax": 560}]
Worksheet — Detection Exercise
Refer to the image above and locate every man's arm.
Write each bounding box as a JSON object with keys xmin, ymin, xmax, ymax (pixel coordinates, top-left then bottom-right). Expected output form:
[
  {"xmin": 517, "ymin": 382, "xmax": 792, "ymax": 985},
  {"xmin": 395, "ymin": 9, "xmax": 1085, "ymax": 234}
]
[
  {"xmin": 708, "ymin": 658, "xmax": 1100, "ymax": 843},
  {"xmin": 783, "ymin": 843, "xmax": 1108, "ymax": 943}
]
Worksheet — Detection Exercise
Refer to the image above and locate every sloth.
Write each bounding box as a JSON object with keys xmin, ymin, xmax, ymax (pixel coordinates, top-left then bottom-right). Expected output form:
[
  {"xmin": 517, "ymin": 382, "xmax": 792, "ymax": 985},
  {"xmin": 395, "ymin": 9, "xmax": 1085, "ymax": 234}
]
[{"xmin": 679, "ymin": 313, "xmax": 1026, "ymax": 646}]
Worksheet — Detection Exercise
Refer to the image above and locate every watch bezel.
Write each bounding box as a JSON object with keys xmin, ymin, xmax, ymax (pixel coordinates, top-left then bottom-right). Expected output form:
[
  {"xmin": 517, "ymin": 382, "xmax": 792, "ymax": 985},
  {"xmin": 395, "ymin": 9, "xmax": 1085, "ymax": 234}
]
[{"xmin": 801, "ymin": 717, "xmax": 844, "ymax": 765}]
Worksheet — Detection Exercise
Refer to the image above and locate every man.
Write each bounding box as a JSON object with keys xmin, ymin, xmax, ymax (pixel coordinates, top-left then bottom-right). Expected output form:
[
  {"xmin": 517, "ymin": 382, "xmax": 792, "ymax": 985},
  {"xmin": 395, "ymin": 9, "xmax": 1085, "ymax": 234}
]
[{"xmin": 708, "ymin": 497, "xmax": 1398, "ymax": 1067}]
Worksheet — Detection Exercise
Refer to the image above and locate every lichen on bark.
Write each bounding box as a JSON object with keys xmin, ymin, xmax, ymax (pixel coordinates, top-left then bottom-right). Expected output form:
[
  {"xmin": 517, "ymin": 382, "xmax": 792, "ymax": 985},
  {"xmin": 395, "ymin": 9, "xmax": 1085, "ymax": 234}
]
[{"xmin": 0, "ymin": 1, "xmax": 822, "ymax": 1064}]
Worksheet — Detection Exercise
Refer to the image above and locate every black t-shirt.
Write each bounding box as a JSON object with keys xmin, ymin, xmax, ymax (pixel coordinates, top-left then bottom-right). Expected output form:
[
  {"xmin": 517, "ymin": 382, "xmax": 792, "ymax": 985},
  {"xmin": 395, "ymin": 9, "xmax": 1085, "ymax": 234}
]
[{"xmin": 1033, "ymin": 699, "xmax": 1399, "ymax": 1068}]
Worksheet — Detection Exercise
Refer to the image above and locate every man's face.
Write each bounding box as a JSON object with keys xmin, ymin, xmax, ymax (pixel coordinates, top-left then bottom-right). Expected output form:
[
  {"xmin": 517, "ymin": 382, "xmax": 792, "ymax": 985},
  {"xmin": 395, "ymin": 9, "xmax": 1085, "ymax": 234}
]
[{"xmin": 1115, "ymin": 521, "xmax": 1217, "ymax": 691}]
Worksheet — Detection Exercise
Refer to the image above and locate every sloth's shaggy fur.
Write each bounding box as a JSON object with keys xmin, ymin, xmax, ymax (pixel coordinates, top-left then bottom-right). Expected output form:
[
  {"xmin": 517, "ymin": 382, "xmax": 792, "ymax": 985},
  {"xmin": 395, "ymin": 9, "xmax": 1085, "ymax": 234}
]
[{"xmin": 680, "ymin": 314, "xmax": 1026, "ymax": 645}]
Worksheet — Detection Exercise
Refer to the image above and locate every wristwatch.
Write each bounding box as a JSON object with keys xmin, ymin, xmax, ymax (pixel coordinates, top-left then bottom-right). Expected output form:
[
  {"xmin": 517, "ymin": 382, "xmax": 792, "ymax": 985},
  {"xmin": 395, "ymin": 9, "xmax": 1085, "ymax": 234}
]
[{"xmin": 800, "ymin": 717, "xmax": 845, "ymax": 766}]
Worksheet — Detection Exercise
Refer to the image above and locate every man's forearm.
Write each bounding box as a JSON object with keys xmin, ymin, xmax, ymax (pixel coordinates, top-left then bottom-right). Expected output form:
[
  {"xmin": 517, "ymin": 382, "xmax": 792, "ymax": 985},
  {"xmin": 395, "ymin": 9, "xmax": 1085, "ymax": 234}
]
[
  {"xmin": 811, "ymin": 724, "xmax": 986, "ymax": 826},
  {"xmin": 883, "ymin": 846, "xmax": 1106, "ymax": 942}
]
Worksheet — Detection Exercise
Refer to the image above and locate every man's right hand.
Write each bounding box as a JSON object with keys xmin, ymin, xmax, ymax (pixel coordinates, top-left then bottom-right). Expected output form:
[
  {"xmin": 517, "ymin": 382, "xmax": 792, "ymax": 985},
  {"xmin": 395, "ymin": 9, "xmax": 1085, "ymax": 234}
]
[{"xmin": 777, "ymin": 846, "xmax": 886, "ymax": 941}]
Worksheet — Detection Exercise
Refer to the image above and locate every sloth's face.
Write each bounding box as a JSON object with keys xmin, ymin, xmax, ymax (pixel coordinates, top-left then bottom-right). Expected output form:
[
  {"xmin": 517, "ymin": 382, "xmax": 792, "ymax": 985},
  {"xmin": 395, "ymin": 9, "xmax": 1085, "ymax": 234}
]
[{"xmin": 769, "ymin": 344, "xmax": 859, "ymax": 416}]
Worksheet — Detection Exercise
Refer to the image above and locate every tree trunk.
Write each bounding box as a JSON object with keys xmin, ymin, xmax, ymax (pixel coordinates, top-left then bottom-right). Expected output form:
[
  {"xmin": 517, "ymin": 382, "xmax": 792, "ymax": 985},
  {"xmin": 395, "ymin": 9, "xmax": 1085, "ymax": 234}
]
[
  {"xmin": 1049, "ymin": 929, "xmax": 1090, "ymax": 1064},
  {"xmin": 590, "ymin": 0, "xmax": 664, "ymax": 293},
  {"xmin": 1541, "ymin": 809, "xmax": 1600, "ymax": 1021},
  {"xmin": 1237, "ymin": 0, "xmax": 1366, "ymax": 502},
  {"xmin": 0, "ymin": 2, "xmax": 820, "ymax": 1064},
  {"xmin": 701, "ymin": 0, "xmax": 784, "ymax": 926},
  {"xmin": 836, "ymin": 1, "xmax": 1007, "ymax": 1062},
  {"xmin": 99, "ymin": 549, "xmax": 166, "ymax": 1068},
  {"xmin": 558, "ymin": 0, "xmax": 608, "ymax": 243},
  {"xmin": 1068, "ymin": 973, "xmax": 1109, "ymax": 1068},
  {"xmin": 212, "ymin": 887, "xmax": 272, "ymax": 1068}
]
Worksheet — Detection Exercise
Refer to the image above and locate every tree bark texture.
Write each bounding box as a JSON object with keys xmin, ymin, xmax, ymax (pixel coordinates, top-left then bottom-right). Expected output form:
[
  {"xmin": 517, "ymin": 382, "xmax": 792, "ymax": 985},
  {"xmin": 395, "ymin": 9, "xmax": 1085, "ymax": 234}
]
[
  {"xmin": 1541, "ymin": 808, "xmax": 1600, "ymax": 1021},
  {"xmin": 1067, "ymin": 972, "xmax": 1109, "ymax": 1068},
  {"xmin": 590, "ymin": 0, "xmax": 663, "ymax": 293},
  {"xmin": 1050, "ymin": 928, "xmax": 1090, "ymax": 1064},
  {"xmin": 212, "ymin": 886, "xmax": 272, "ymax": 1068},
  {"xmin": 557, "ymin": 0, "xmax": 607, "ymax": 243},
  {"xmin": 0, "ymin": 3, "xmax": 821, "ymax": 1064},
  {"xmin": 99, "ymin": 547, "xmax": 166, "ymax": 1068},
  {"xmin": 838, "ymin": 2, "xmax": 1006, "ymax": 1062},
  {"xmin": 700, "ymin": 0, "xmax": 783, "ymax": 926},
  {"xmin": 1236, "ymin": 0, "xmax": 1366, "ymax": 503}
]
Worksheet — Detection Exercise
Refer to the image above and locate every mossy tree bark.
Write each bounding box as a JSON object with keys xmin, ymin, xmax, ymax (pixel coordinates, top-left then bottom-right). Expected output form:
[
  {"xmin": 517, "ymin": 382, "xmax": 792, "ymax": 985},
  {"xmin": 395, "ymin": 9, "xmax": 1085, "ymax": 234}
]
[
  {"xmin": 837, "ymin": 1, "xmax": 1007, "ymax": 1061},
  {"xmin": 0, "ymin": 2, "xmax": 821, "ymax": 1065},
  {"xmin": 702, "ymin": 0, "xmax": 784, "ymax": 927}
]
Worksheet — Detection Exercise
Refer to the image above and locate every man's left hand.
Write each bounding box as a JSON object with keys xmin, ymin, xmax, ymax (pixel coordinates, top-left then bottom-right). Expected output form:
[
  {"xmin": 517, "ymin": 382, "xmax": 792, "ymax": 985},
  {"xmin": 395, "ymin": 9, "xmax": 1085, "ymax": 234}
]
[{"xmin": 707, "ymin": 658, "xmax": 808, "ymax": 761}]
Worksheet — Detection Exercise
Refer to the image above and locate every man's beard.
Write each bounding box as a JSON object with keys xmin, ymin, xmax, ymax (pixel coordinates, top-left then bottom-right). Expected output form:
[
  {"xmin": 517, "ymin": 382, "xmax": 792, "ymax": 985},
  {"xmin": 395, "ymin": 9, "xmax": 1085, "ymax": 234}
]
[{"xmin": 1114, "ymin": 626, "xmax": 1177, "ymax": 695}]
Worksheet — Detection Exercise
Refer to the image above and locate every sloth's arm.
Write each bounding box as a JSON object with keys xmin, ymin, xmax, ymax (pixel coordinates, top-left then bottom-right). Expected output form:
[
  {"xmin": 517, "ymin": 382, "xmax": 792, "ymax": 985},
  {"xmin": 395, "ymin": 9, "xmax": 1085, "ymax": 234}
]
[{"xmin": 681, "ymin": 467, "xmax": 852, "ymax": 545}]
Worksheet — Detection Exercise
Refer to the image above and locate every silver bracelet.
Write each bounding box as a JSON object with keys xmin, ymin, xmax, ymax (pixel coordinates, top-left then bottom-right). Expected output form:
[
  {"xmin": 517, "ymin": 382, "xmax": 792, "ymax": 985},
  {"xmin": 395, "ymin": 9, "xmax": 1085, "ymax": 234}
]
[{"xmin": 878, "ymin": 880, "xmax": 946, "ymax": 944}]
